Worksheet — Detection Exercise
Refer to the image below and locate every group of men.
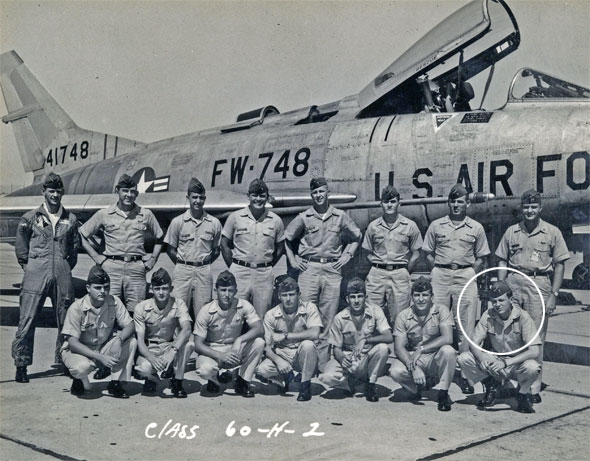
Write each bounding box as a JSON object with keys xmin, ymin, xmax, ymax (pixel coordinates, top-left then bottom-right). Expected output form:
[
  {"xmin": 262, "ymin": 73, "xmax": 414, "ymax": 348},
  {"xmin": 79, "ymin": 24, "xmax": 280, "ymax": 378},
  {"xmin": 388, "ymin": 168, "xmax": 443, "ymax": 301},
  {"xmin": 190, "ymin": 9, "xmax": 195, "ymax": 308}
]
[{"xmin": 11, "ymin": 169, "xmax": 568, "ymax": 414}]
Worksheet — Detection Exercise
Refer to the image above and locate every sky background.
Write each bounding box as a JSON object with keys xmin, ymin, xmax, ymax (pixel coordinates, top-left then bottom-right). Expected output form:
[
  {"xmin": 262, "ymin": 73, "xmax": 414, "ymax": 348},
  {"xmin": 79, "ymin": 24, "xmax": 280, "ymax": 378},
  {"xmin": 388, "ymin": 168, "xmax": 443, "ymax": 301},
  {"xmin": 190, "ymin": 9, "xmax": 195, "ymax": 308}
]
[{"xmin": 1, "ymin": 0, "xmax": 589, "ymax": 190}]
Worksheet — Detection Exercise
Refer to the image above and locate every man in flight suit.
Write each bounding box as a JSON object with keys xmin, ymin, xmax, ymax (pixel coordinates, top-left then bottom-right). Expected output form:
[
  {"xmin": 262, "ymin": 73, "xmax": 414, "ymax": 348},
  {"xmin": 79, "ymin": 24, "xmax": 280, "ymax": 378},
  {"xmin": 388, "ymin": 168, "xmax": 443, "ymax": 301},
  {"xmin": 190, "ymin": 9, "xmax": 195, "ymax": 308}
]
[
  {"xmin": 285, "ymin": 177, "xmax": 362, "ymax": 369},
  {"xmin": 80, "ymin": 174, "xmax": 164, "ymax": 314},
  {"xmin": 457, "ymin": 281, "xmax": 541, "ymax": 413},
  {"xmin": 61, "ymin": 266, "xmax": 137, "ymax": 398},
  {"xmin": 256, "ymin": 277, "xmax": 322, "ymax": 401},
  {"xmin": 496, "ymin": 189, "xmax": 568, "ymax": 403},
  {"xmin": 12, "ymin": 172, "xmax": 79, "ymax": 383},
  {"xmin": 221, "ymin": 179, "xmax": 285, "ymax": 319},
  {"xmin": 362, "ymin": 185, "xmax": 423, "ymax": 325},
  {"xmin": 319, "ymin": 278, "xmax": 392, "ymax": 402},
  {"xmin": 389, "ymin": 277, "xmax": 455, "ymax": 411},
  {"xmin": 422, "ymin": 183, "xmax": 490, "ymax": 394},
  {"xmin": 194, "ymin": 270, "xmax": 265, "ymax": 398},
  {"xmin": 134, "ymin": 268, "xmax": 192, "ymax": 398}
]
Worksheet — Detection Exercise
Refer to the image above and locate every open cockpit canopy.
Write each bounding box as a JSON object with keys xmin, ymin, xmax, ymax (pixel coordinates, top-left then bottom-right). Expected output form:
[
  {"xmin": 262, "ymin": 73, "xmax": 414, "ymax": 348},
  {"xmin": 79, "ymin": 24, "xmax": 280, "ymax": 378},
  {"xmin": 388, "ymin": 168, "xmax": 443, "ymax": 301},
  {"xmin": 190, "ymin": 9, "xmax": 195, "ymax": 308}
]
[{"xmin": 357, "ymin": 0, "xmax": 520, "ymax": 117}]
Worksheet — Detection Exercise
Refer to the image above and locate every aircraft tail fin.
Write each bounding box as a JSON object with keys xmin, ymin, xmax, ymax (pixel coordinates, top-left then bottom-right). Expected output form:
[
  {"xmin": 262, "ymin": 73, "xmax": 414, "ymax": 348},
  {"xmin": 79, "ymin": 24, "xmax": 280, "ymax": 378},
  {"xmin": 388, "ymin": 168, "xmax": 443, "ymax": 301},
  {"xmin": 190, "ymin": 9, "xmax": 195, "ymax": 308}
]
[{"xmin": 0, "ymin": 50, "xmax": 145, "ymax": 179}]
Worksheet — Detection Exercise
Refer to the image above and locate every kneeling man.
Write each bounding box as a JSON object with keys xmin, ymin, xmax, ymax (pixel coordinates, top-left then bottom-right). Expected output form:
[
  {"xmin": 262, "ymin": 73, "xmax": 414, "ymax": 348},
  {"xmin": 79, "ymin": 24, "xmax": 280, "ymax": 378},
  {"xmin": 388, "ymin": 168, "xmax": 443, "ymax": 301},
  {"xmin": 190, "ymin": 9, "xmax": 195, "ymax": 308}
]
[
  {"xmin": 61, "ymin": 266, "xmax": 137, "ymax": 398},
  {"xmin": 134, "ymin": 268, "xmax": 192, "ymax": 398},
  {"xmin": 319, "ymin": 278, "xmax": 392, "ymax": 402},
  {"xmin": 389, "ymin": 276, "xmax": 456, "ymax": 411},
  {"xmin": 194, "ymin": 270, "xmax": 264, "ymax": 397},
  {"xmin": 457, "ymin": 281, "xmax": 541, "ymax": 413},
  {"xmin": 256, "ymin": 277, "xmax": 321, "ymax": 401}
]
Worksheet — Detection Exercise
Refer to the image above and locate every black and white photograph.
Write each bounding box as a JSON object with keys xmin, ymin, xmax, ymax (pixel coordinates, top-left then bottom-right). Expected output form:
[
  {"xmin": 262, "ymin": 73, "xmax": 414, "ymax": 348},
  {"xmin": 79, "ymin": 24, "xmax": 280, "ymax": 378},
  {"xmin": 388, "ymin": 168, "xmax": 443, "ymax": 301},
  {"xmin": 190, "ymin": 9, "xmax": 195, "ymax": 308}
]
[{"xmin": 0, "ymin": 1, "xmax": 589, "ymax": 459}]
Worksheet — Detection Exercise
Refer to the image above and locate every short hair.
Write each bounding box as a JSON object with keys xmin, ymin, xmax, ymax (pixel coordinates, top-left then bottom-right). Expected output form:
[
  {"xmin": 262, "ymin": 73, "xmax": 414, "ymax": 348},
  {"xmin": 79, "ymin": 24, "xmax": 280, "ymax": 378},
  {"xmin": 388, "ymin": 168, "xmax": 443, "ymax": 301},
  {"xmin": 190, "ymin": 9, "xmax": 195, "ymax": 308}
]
[
  {"xmin": 248, "ymin": 178, "xmax": 269, "ymax": 195},
  {"xmin": 151, "ymin": 268, "xmax": 172, "ymax": 287},
  {"xmin": 381, "ymin": 185, "xmax": 400, "ymax": 202},
  {"xmin": 448, "ymin": 184, "xmax": 468, "ymax": 200},
  {"xmin": 345, "ymin": 277, "xmax": 366, "ymax": 295},
  {"xmin": 488, "ymin": 281, "xmax": 513, "ymax": 299},
  {"xmin": 310, "ymin": 177, "xmax": 328, "ymax": 191},
  {"xmin": 277, "ymin": 276, "xmax": 298, "ymax": 294},
  {"xmin": 216, "ymin": 270, "xmax": 237, "ymax": 288},
  {"xmin": 42, "ymin": 172, "xmax": 64, "ymax": 190},
  {"xmin": 115, "ymin": 174, "xmax": 136, "ymax": 190},
  {"xmin": 87, "ymin": 266, "xmax": 110, "ymax": 285},
  {"xmin": 187, "ymin": 177, "xmax": 205, "ymax": 195},
  {"xmin": 411, "ymin": 276, "xmax": 432, "ymax": 294},
  {"xmin": 521, "ymin": 189, "xmax": 542, "ymax": 205}
]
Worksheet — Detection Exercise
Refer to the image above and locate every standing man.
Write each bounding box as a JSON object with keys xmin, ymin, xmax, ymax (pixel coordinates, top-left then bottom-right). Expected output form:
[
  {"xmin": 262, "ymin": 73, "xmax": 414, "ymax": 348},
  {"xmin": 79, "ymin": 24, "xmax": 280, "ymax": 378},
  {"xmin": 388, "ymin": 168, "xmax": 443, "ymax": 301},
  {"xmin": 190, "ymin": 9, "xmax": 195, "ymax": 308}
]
[
  {"xmin": 422, "ymin": 184, "xmax": 490, "ymax": 394},
  {"xmin": 12, "ymin": 172, "xmax": 79, "ymax": 383},
  {"xmin": 165, "ymin": 177, "xmax": 222, "ymax": 319},
  {"xmin": 496, "ymin": 189, "xmax": 568, "ymax": 403},
  {"xmin": 194, "ymin": 270, "xmax": 265, "ymax": 398},
  {"xmin": 61, "ymin": 266, "xmax": 137, "ymax": 398},
  {"xmin": 221, "ymin": 178, "xmax": 285, "ymax": 319},
  {"xmin": 457, "ymin": 281, "xmax": 541, "ymax": 413},
  {"xmin": 285, "ymin": 177, "xmax": 362, "ymax": 369},
  {"xmin": 134, "ymin": 268, "xmax": 192, "ymax": 398},
  {"xmin": 389, "ymin": 277, "xmax": 456, "ymax": 412},
  {"xmin": 362, "ymin": 185, "xmax": 423, "ymax": 325},
  {"xmin": 256, "ymin": 277, "xmax": 322, "ymax": 401},
  {"xmin": 80, "ymin": 174, "xmax": 164, "ymax": 313},
  {"xmin": 319, "ymin": 278, "xmax": 392, "ymax": 402}
]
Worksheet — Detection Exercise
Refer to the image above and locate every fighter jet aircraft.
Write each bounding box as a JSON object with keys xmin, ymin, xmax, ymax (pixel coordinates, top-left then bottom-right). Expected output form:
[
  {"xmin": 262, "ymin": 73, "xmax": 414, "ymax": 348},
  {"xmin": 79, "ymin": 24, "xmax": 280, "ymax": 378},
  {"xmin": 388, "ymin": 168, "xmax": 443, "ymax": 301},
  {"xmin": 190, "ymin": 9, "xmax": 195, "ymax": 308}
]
[{"xmin": 1, "ymin": 0, "xmax": 589, "ymax": 285}]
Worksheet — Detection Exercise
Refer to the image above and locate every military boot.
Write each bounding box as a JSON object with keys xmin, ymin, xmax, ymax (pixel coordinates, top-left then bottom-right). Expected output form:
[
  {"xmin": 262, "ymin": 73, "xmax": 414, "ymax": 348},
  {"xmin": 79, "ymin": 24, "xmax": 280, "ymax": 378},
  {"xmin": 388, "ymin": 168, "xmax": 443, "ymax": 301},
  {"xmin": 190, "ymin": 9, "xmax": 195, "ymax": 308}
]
[
  {"xmin": 15, "ymin": 366, "xmax": 29, "ymax": 383},
  {"xmin": 517, "ymin": 393, "xmax": 535, "ymax": 413},
  {"xmin": 297, "ymin": 381, "xmax": 312, "ymax": 401},
  {"xmin": 365, "ymin": 383, "xmax": 378, "ymax": 402},
  {"xmin": 171, "ymin": 378, "xmax": 188, "ymax": 398},
  {"xmin": 477, "ymin": 377, "xmax": 500, "ymax": 409}
]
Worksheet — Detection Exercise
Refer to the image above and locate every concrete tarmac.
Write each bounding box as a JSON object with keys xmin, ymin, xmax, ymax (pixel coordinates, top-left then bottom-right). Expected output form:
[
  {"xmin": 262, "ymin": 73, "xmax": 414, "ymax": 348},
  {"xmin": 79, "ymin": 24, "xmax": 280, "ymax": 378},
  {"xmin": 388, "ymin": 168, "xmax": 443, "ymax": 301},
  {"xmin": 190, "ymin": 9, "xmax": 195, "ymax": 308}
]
[{"xmin": 0, "ymin": 245, "xmax": 589, "ymax": 460}]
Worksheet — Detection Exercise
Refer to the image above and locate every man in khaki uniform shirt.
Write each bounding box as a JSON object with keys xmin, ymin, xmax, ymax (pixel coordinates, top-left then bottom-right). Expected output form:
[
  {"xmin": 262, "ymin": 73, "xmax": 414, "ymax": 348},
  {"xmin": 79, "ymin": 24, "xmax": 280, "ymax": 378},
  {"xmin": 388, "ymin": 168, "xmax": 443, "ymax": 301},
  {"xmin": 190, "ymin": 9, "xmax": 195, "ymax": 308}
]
[
  {"xmin": 165, "ymin": 178, "xmax": 222, "ymax": 319},
  {"xmin": 61, "ymin": 266, "xmax": 137, "ymax": 398},
  {"xmin": 362, "ymin": 185, "xmax": 423, "ymax": 325},
  {"xmin": 134, "ymin": 269, "xmax": 192, "ymax": 398},
  {"xmin": 458, "ymin": 281, "xmax": 541, "ymax": 413},
  {"xmin": 320, "ymin": 278, "xmax": 392, "ymax": 402},
  {"xmin": 285, "ymin": 177, "xmax": 362, "ymax": 370},
  {"xmin": 422, "ymin": 184, "xmax": 490, "ymax": 394},
  {"xmin": 389, "ymin": 277, "xmax": 455, "ymax": 411},
  {"xmin": 496, "ymin": 189, "xmax": 568, "ymax": 402},
  {"xmin": 80, "ymin": 174, "xmax": 164, "ymax": 313},
  {"xmin": 221, "ymin": 179, "xmax": 285, "ymax": 319},
  {"xmin": 194, "ymin": 270, "xmax": 265, "ymax": 398},
  {"xmin": 256, "ymin": 277, "xmax": 322, "ymax": 401}
]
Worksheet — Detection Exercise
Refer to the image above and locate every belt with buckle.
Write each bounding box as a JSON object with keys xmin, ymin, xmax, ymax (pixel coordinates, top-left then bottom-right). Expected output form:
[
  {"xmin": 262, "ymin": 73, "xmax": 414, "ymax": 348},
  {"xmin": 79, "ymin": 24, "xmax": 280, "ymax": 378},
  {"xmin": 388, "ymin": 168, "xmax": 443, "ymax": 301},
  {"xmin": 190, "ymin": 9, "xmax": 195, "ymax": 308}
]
[
  {"xmin": 435, "ymin": 263, "xmax": 472, "ymax": 270},
  {"xmin": 306, "ymin": 257, "xmax": 339, "ymax": 264},
  {"xmin": 372, "ymin": 263, "xmax": 408, "ymax": 271},
  {"xmin": 177, "ymin": 258, "xmax": 210, "ymax": 267},
  {"xmin": 106, "ymin": 255, "xmax": 142, "ymax": 262},
  {"xmin": 509, "ymin": 266, "xmax": 552, "ymax": 277},
  {"xmin": 232, "ymin": 259, "xmax": 272, "ymax": 269}
]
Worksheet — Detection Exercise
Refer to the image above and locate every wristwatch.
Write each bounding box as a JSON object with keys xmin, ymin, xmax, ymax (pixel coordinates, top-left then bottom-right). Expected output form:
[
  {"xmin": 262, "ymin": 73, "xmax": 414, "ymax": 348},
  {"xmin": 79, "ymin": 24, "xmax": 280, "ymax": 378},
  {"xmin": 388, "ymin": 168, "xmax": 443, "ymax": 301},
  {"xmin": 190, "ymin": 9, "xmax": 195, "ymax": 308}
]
[
  {"xmin": 171, "ymin": 346, "xmax": 179, "ymax": 352},
  {"xmin": 552, "ymin": 291, "xmax": 559, "ymax": 297}
]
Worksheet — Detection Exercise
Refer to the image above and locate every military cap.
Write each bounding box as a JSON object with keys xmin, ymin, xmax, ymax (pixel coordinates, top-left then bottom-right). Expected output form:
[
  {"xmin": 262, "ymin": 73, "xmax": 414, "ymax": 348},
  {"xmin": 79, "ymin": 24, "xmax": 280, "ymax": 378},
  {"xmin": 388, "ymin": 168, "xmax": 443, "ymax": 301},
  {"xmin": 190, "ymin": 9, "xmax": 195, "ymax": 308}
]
[
  {"xmin": 87, "ymin": 266, "xmax": 110, "ymax": 285},
  {"xmin": 151, "ymin": 268, "xmax": 172, "ymax": 287},
  {"xmin": 411, "ymin": 276, "xmax": 432, "ymax": 293},
  {"xmin": 521, "ymin": 189, "xmax": 542, "ymax": 205},
  {"xmin": 488, "ymin": 280, "xmax": 512, "ymax": 299},
  {"xmin": 248, "ymin": 178, "xmax": 269, "ymax": 195},
  {"xmin": 42, "ymin": 172, "xmax": 64, "ymax": 190},
  {"xmin": 277, "ymin": 276, "xmax": 299, "ymax": 293},
  {"xmin": 345, "ymin": 277, "xmax": 366, "ymax": 295},
  {"xmin": 187, "ymin": 177, "xmax": 205, "ymax": 195},
  {"xmin": 310, "ymin": 177, "xmax": 328, "ymax": 191},
  {"xmin": 381, "ymin": 185, "xmax": 400, "ymax": 202},
  {"xmin": 216, "ymin": 270, "xmax": 237, "ymax": 288},
  {"xmin": 448, "ymin": 183, "xmax": 468, "ymax": 200},
  {"xmin": 115, "ymin": 174, "xmax": 137, "ymax": 189}
]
